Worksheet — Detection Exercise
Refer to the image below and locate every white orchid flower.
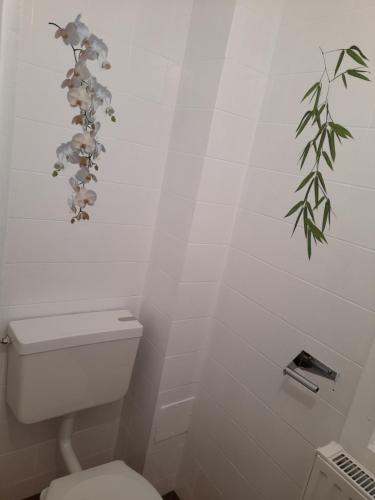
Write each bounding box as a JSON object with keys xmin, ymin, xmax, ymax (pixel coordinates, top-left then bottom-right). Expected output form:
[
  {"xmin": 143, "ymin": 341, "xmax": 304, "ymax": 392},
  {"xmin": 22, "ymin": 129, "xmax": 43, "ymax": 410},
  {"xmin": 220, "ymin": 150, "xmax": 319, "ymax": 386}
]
[
  {"xmin": 67, "ymin": 86, "xmax": 91, "ymax": 111},
  {"xmin": 55, "ymin": 23, "xmax": 80, "ymax": 46},
  {"xmin": 61, "ymin": 76, "xmax": 81, "ymax": 89},
  {"xmin": 75, "ymin": 167, "xmax": 91, "ymax": 184},
  {"xmin": 73, "ymin": 61, "xmax": 90, "ymax": 80},
  {"xmin": 55, "ymin": 15, "xmax": 89, "ymax": 47},
  {"xmin": 67, "ymin": 195, "xmax": 77, "ymax": 213},
  {"xmin": 74, "ymin": 188, "xmax": 97, "ymax": 208},
  {"xmin": 90, "ymin": 121, "xmax": 101, "ymax": 136},
  {"xmin": 56, "ymin": 141, "xmax": 80, "ymax": 166},
  {"xmin": 56, "ymin": 142, "xmax": 73, "ymax": 161},
  {"xmin": 69, "ymin": 176, "xmax": 80, "ymax": 193},
  {"xmin": 74, "ymin": 15, "xmax": 90, "ymax": 39},
  {"xmin": 88, "ymin": 77, "xmax": 112, "ymax": 111},
  {"xmin": 71, "ymin": 132, "xmax": 96, "ymax": 154},
  {"xmin": 93, "ymin": 79, "xmax": 112, "ymax": 104},
  {"xmin": 82, "ymin": 34, "xmax": 108, "ymax": 61}
]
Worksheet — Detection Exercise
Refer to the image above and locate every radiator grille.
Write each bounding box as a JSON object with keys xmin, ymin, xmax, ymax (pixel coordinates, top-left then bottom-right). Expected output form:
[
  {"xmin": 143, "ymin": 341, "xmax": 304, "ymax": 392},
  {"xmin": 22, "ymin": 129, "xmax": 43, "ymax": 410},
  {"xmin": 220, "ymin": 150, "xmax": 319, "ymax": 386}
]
[
  {"xmin": 303, "ymin": 443, "xmax": 375, "ymax": 500},
  {"xmin": 333, "ymin": 453, "xmax": 375, "ymax": 497}
]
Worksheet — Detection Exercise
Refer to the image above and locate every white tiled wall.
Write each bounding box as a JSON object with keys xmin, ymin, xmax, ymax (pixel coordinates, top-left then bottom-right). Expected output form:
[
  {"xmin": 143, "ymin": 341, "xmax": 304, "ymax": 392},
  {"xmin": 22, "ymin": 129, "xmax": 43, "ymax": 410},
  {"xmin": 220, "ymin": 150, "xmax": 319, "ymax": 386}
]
[
  {"xmin": 0, "ymin": 0, "xmax": 192, "ymax": 497},
  {"xmin": 117, "ymin": 0, "xmax": 239, "ymax": 494},
  {"xmin": 132, "ymin": 0, "xmax": 285, "ymax": 494},
  {"xmin": 2, "ymin": 0, "xmax": 375, "ymax": 498},
  {"xmin": 177, "ymin": 1, "xmax": 375, "ymax": 500}
]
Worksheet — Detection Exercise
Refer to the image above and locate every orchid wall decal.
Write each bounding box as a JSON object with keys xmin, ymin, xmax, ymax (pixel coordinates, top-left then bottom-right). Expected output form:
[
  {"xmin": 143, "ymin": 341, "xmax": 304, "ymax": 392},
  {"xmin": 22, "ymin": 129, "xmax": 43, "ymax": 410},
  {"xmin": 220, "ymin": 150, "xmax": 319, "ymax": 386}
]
[{"xmin": 50, "ymin": 15, "xmax": 116, "ymax": 223}]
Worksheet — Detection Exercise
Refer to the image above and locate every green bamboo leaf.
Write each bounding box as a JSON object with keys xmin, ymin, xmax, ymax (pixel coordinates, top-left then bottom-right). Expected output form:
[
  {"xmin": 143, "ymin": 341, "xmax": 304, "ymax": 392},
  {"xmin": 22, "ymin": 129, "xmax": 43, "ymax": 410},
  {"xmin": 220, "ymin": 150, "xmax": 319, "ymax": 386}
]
[
  {"xmin": 349, "ymin": 45, "xmax": 369, "ymax": 61},
  {"xmin": 317, "ymin": 127, "xmax": 327, "ymax": 155},
  {"xmin": 314, "ymin": 177, "xmax": 319, "ymax": 207},
  {"xmin": 307, "ymin": 219, "xmax": 327, "ymax": 243},
  {"xmin": 328, "ymin": 202, "xmax": 331, "ymax": 226},
  {"xmin": 296, "ymin": 171, "xmax": 315, "ymax": 192},
  {"xmin": 299, "ymin": 142, "xmax": 311, "ymax": 169},
  {"xmin": 306, "ymin": 201, "xmax": 315, "ymax": 222},
  {"xmin": 297, "ymin": 110, "xmax": 311, "ymax": 126},
  {"xmin": 292, "ymin": 207, "xmax": 304, "ymax": 235},
  {"xmin": 313, "ymin": 126, "xmax": 323, "ymax": 144},
  {"xmin": 346, "ymin": 48, "xmax": 367, "ymax": 67},
  {"xmin": 322, "ymin": 151, "xmax": 333, "ymax": 170},
  {"xmin": 285, "ymin": 200, "xmax": 304, "ymax": 218},
  {"xmin": 330, "ymin": 122, "xmax": 353, "ymax": 139},
  {"xmin": 303, "ymin": 207, "xmax": 308, "ymax": 237},
  {"xmin": 307, "ymin": 229, "xmax": 312, "ymax": 259},
  {"xmin": 313, "ymin": 84, "xmax": 322, "ymax": 108},
  {"xmin": 311, "ymin": 104, "xmax": 325, "ymax": 127},
  {"xmin": 307, "ymin": 221, "xmax": 321, "ymax": 242},
  {"xmin": 328, "ymin": 130, "xmax": 336, "ymax": 161},
  {"xmin": 296, "ymin": 111, "xmax": 312, "ymax": 137},
  {"xmin": 322, "ymin": 200, "xmax": 331, "ymax": 231},
  {"xmin": 301, "ymin": 82, "xmax": 320, "ymax": 102},
  {"xmin": 342, "ymin": 73, "xmax": 347, "ymax": 88},
  {"xmin": 304, "ymin": 177, "xmax": 315, "ymax": 199},
  {"xmin": 317, "ymin": 171, "xmax": 327, "ymax": 193},
  {"xmin": 334, "ymin": 50, "xmax": 345, "ymax": 76},
  {"xmin": 315, "ymin": 196, "xmax": 325, "ymax": 209},
  {"xmin": 347, "ymin": 69, "xmax": 371, "ymax": 81}
]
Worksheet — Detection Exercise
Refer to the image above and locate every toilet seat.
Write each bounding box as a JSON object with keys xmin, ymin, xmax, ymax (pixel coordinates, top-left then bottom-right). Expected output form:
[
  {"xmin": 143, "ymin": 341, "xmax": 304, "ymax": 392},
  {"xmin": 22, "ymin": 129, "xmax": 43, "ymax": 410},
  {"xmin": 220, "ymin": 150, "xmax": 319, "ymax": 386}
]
[{"xmin": 44, "ymin": 461, "xmax": 162, "ymax": 500}]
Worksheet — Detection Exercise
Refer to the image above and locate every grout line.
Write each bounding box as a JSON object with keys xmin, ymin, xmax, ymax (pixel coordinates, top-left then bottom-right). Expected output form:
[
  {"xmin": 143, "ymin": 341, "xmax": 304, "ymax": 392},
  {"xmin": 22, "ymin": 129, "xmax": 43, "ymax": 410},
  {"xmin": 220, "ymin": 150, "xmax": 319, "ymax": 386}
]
[
  {"xmin": 223, "ymin": 255, "xmax": 372, "ymax": 365},
  {"xmin": 259, "ymin": 119, "xmax": 375, "ymax": 131},
  {"xmin": 213, "ymin": 316, "xmax": 348, "ymax": 418},
  {"xmin": 14, "ymin": 115, "xmax": 169, "ymax": 152},
  {"xmin": 165, "ymin": 350, "xmax": 202, "ymax": 361},
  {"xmin": 18, "ymin": 60, "xmax": 175, "ymax": 110},
  {"xmin": 5, "ymin": 259, "xmax": 150, "ymax": 266},
  {"xmin": 167, "ymin": 147, "xmax": 249, "ymax": 167},
  {"xmin": 158, "ymin": 382, "xmax": 198, "ymax": 396},
  {"xmin": 206, "ymin": 355, "xmax": 323, "ymax": 451},
  {"xmin": 250, "ymin": 164, "xmax": 375, "ymax": 193},
  {"xmin": 220, "ymin": 282, "xmax": 363, "ymax": 369},
  {"xmin": 12, "ymin": 168, "xmax": 161, "ymax": 192},
  {"xmin": 247, "ymin": 209, "xmax": 375, "ymax": 255},
  {"xmin": 254, "ymin": 121, "xmax": 375, "ymax": 132},
  {"xmin": 178, "ymin": 104, "xmax": 256, "ymax": 122},
  {"xmin": 7, "ymin": 216, "xmax": 154, "ymax": 228},
  {"xmin": 205, "ymin": 432, "xmax": 268, "ymax": 500},
  {"xmin": 3, "ymin": 294, "xmax": 142, "ymax": 309},
  {"xmin": 201, "ymin": 386, "xmax": 306, "ymax": 490},
  {"xmin": 231, "ymin": 243, "xmax": 375, "ymax": 316}
]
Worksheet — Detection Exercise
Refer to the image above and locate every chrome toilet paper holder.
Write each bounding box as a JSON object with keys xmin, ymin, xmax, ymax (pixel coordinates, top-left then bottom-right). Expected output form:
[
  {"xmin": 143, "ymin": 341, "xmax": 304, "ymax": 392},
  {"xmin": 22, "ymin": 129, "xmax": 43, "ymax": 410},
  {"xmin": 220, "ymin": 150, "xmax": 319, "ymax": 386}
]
[{"xmin": 283, "ymin": 351, "xmax": 338, "ymax": 393}]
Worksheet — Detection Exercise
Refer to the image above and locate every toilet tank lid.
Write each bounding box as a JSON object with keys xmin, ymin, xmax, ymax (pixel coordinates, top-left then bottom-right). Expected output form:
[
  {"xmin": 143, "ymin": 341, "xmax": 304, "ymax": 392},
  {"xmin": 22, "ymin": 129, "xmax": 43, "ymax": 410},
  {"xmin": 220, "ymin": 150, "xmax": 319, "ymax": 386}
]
[{"xmin": 8, "ymin": 310, "xmax": 143, "ymax": 355}]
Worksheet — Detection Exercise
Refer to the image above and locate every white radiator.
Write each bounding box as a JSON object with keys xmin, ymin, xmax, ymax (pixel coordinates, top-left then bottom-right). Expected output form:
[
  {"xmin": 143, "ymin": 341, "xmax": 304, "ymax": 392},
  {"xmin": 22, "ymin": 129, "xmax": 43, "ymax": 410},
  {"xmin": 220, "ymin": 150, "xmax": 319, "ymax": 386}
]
[{"xmin": 303, "ymin": 442, "xmax": 375, "ymax": 500}]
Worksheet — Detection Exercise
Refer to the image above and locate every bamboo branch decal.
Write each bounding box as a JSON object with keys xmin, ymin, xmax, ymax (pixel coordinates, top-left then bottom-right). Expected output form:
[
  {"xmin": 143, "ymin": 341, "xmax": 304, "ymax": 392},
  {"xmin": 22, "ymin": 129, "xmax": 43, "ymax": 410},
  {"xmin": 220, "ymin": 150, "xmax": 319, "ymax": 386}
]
[{"xmin": 286, "ymin": 46, "xmax": 370, "ymax": 258}]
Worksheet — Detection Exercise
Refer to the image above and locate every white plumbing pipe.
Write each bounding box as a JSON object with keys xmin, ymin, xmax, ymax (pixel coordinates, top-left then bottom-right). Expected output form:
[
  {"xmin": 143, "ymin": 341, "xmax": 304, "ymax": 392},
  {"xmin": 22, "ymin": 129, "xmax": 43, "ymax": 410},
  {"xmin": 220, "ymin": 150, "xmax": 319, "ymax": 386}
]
[{"xmin": 58, "ymin": 413, "xmax": 82, "ymax": 474}]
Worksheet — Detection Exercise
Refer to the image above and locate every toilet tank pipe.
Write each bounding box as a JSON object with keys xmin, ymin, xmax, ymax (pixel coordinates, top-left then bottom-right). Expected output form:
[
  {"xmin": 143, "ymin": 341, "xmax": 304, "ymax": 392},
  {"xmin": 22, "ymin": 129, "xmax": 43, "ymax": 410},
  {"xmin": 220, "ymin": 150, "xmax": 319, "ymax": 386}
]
[{"xmin": 59, "ymin": 413, "xmax": 82, "ymax": 474}]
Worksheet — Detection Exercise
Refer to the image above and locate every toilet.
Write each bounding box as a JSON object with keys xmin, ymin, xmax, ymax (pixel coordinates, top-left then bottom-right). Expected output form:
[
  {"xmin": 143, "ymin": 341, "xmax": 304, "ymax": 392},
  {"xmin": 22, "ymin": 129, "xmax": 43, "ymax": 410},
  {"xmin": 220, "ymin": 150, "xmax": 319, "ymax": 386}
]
[{"xmin": 5, "ymin": 309, "xmax": 162, "ymax": 500}]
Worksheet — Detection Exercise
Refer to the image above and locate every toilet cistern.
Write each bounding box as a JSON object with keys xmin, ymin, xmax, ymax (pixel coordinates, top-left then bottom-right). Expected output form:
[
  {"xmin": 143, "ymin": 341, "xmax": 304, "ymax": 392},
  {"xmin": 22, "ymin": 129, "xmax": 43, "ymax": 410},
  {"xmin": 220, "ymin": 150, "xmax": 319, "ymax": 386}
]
[{"xmin": 5, "ymin": 309, "xmax": 162, "ymax": 499}]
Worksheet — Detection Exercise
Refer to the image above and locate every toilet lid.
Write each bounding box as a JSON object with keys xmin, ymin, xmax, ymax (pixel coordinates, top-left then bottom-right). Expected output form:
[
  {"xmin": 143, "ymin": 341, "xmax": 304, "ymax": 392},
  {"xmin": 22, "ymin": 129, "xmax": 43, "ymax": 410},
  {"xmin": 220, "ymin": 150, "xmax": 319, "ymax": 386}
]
[{"xmin": 45, "ymin": 461, "xmax": 162, "ymax": 500}]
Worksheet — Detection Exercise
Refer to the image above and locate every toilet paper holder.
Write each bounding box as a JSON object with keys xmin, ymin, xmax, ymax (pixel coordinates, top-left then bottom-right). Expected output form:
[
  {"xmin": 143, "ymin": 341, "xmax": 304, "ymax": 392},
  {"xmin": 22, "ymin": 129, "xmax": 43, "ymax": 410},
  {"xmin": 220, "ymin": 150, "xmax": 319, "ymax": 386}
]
[{"xmin": 283, "ymin": 351, "xmax": 338, "ymax": 393}]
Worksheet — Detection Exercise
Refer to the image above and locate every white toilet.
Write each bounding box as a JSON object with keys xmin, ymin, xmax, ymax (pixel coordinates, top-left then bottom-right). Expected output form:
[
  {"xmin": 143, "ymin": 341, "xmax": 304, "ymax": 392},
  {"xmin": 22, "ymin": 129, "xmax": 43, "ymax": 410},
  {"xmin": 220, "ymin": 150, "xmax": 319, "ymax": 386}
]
[{"xmin": 5, "ymin": 309, "xmax": 162, "ymax": 500}]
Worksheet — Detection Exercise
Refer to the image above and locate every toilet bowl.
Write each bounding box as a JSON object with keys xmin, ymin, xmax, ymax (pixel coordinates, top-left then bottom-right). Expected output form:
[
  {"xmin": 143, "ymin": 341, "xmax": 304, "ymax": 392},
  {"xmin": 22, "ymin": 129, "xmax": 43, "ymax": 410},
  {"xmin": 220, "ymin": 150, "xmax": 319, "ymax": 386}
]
[
  {"xmin": 41, "ymin": 461, "xmax": 162, "ymax": 500},
  {"xmin": 5, "ymin": 310, "xmax": 161, "ymax": 500}
]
